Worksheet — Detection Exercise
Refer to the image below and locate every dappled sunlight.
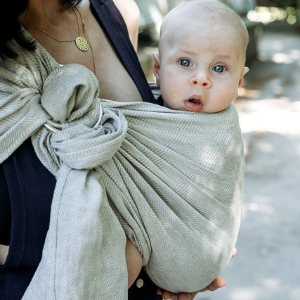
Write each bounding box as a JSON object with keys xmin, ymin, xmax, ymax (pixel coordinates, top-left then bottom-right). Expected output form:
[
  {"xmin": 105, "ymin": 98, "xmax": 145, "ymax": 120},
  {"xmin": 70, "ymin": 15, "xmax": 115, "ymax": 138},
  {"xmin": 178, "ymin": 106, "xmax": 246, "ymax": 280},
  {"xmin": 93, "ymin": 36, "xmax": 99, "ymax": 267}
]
[
  {"xmin": 253, "ymin": 140, "xmax": 273, "ymax": 153},
  {"xmin": 230, "ymin": 288, "xmax": 261, "ymax": 300},
  {"xmin": 244, "ymin": 197, "xmax": 274, "ymax": 212},
  {"xmin": 290, "ymin": 49, "xmax": 300, "ymax": 60},
  {"xmin": 238, "ymin": 87, "xmax": 260, "ymax": 99},
  {"xmin": 271, "ymin": 53, "xmax": 293, "ymax": 64},
  {"xmin": 262, "ymin": 277, "xmax": 281, "ymax": 289},
  {"xmin": 260, "ymin": 50, "xmax": 300, "ymax": 64},
  {"xmin": 138, "ymin": 2, "xmax": 163, "ymax": 29},
  {"xmin": 242, "ymin": 194, "xmax": 276, "ymax": 222},
  {"xmin": 236, "ymin": 98, "xmax": 300, "ymax": 137},
  {"xmin": 291, "ymin": 289, "xmax": 300, "ymax": 299},
  {"xmin": 226, "ymin": 279, "xmax": 300, "ymax": 300},
  {"xmin": 242, "ymin": 200, "xmax": 276, "ymax": 225},
  {"xmin": 258, "ymin": 32, "xmax": 300, "ymax": 67},
  {"xmin": 259, "ymin": 48, "xmax": 300, "ymax": 65},
  {"xmin": 247, "ymin": 6, "xmax": 297, "ymax": 25}
]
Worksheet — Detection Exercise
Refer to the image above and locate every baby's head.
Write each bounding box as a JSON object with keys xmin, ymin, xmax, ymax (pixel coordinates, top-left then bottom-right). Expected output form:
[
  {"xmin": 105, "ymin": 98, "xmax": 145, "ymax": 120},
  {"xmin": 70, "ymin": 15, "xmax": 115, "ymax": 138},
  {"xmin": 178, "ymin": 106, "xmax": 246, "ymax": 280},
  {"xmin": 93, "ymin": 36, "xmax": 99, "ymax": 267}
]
[{"xmin": 153, "ymin": 0, "xmax": 249, "ymax": 113}]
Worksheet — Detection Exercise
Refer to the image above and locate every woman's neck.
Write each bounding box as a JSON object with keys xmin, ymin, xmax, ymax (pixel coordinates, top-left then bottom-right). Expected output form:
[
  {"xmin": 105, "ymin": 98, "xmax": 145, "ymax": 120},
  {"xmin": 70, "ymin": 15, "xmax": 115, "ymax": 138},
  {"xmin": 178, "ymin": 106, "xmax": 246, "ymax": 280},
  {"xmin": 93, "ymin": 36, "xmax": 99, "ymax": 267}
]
[{"xmin": 19, "ymin": 0, "xmax": 76, "ymax": 28}]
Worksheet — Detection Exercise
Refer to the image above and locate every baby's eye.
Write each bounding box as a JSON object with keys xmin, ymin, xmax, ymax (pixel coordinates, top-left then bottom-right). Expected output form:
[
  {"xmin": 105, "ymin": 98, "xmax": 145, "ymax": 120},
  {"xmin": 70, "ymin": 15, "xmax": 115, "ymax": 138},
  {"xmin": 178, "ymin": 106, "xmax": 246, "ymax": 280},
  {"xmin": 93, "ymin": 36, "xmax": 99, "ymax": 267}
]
[
  {"xmin": 213, "ymin": 65, "xmax": 227, "ymax": 73},
  {"xmin": 179, "ymin": 59, "xmax": 192, "ymax": 67}
]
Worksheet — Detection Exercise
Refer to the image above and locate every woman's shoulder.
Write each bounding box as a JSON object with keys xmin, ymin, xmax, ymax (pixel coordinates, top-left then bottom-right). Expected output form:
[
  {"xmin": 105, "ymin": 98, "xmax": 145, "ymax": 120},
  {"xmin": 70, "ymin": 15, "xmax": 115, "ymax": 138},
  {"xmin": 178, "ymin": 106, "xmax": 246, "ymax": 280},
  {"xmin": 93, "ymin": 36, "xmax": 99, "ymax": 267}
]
[
  {"xmin": 112, "ymin": 0, "xmax": 140, "ymax": 23},
  {"xmin": 112, "ymin": 0, "xmax": 140, "ymax": 50}
]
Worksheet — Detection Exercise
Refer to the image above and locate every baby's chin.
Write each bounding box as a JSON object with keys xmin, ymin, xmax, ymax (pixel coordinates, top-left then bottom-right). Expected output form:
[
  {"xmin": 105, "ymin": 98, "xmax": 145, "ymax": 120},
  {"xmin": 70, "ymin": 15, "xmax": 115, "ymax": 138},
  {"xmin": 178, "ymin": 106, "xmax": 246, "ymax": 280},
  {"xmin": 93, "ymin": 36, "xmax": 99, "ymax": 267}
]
[
  {"xmin": 164, "ymin": 102, "xmax": 191, "ymax": 112},
  {"xmin": 203, "ymin": 105, "xmax": 231, "ymax": 114}
]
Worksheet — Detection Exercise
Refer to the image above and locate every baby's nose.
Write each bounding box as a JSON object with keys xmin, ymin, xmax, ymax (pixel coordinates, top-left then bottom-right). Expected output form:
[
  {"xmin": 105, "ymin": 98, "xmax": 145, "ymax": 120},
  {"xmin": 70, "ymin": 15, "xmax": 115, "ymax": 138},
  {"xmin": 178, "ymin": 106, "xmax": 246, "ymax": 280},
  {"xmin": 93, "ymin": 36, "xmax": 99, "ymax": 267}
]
[{"xmin": 190, "ymin": 74, "xmax": 211, "ymax": 88}]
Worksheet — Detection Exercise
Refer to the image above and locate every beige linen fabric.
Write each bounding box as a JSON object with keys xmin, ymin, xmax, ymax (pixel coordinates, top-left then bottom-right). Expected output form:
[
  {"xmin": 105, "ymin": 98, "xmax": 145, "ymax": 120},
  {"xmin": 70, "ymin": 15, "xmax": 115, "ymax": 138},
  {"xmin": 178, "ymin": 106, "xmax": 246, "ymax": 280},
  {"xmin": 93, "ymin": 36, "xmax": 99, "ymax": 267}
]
[{"xmin": 0, "ymin": 30, "xmax": 244, "ymax": 299}]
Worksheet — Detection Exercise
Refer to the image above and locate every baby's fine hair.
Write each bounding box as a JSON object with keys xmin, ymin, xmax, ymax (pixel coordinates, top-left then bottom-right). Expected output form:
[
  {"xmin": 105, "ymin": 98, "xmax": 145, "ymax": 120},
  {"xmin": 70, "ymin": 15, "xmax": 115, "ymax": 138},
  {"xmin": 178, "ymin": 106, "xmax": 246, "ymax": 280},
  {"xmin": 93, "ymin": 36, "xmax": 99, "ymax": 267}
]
[{"xmin": 159, "ymin": 0, "xmax": 249, "ymax": 61}]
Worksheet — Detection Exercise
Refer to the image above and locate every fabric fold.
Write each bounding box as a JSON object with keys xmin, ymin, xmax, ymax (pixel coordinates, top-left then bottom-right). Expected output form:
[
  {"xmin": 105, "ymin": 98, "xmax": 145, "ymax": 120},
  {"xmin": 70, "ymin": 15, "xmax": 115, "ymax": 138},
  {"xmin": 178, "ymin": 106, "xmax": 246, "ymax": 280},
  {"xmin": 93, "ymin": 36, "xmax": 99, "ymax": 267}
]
[{"xmin": 0, "ymin": 31, "xmax": 244, "ymax": 300}]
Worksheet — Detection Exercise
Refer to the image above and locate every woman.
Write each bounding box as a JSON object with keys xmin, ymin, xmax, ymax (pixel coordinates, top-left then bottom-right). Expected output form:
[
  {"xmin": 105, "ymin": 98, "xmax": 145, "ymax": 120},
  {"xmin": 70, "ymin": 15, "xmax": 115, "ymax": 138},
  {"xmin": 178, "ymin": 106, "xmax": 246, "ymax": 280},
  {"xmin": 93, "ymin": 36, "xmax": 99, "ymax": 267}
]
[{"xmin": 0, "ymin": 0, "xmax": 228, "ymax": 299}]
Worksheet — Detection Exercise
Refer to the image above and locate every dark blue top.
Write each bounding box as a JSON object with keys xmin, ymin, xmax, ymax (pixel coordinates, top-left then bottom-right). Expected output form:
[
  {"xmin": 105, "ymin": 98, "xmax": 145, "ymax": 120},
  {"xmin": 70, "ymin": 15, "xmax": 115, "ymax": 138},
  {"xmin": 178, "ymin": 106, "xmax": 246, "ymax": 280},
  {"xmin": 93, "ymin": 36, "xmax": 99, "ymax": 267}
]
[{"xmin": 0, "ymin": 0, "xmax": 160, "ymax": 299}]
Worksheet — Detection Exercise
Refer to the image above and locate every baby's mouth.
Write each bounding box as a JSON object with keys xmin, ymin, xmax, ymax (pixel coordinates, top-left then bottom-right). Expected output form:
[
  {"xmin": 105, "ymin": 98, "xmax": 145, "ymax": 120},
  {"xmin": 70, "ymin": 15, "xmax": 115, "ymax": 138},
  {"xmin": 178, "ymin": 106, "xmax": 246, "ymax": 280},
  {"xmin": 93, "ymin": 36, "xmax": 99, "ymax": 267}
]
[{"xmin": 184, "ymin": 95, "xmax": 204, "ymax": 112}]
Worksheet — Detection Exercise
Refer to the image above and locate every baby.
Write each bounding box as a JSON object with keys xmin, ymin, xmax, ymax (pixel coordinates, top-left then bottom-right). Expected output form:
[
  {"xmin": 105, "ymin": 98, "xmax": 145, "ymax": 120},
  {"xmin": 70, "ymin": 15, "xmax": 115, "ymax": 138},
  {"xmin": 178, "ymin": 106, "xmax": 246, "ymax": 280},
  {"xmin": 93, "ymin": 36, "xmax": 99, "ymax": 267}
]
[
  {"xmin": 129, "ymin": 0, "xmax": 249, "ymax": 292},
  {"xmin": 153, "ymin": 0, "xmax": 249, "ymax": 113}
]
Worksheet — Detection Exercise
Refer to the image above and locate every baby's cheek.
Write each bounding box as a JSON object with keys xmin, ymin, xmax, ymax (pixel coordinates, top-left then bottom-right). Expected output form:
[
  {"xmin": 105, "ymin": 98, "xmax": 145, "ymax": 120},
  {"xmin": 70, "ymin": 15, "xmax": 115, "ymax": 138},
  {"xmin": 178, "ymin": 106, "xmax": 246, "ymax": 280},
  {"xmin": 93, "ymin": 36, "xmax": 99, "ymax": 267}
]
[{"xmin": 165, "ymin": 79, "xmax": 181, "ymax": 96}]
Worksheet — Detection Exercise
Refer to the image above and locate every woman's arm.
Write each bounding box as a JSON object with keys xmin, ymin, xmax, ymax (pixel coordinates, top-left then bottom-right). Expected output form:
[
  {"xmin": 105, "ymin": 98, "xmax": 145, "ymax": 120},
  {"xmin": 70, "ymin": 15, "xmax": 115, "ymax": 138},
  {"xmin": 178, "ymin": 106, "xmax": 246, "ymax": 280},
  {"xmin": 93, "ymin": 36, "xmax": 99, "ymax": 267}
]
[
  {"xmin": 112, "ymin": 0, "xmax": 140, "ymax": 51},
  {"xmin": 126, "ymin": 238, "xmax": 143, "ymax": 288}
]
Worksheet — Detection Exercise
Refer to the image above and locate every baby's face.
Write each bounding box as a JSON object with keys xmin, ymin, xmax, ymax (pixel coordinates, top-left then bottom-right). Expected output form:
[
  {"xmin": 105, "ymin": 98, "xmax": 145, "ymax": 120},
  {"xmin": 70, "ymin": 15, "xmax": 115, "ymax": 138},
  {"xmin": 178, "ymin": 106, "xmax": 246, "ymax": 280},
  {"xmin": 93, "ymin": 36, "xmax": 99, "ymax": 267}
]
[{"xmin": 154, "ymin": 22, "xmax": 248, "ymax": 113}]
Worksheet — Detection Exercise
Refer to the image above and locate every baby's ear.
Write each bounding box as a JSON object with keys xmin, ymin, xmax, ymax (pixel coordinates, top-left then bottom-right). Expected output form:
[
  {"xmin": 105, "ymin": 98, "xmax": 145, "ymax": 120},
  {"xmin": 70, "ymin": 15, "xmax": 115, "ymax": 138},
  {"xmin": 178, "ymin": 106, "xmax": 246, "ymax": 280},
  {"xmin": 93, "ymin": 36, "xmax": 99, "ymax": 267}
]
[
  {"xmin": 238, "ymin": 67, "xmax": 249, "ymax": 87},
  {"xmin": 153, "ymin": 52, "xmax": 161, "ymax": 86}
]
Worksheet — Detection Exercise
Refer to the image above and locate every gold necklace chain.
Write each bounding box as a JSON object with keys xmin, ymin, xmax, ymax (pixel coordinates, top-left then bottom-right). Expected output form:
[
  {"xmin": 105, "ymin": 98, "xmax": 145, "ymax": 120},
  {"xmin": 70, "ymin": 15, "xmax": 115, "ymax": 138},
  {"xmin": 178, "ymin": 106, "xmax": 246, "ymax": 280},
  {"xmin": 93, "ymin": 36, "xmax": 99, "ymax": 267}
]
[
  {"xmin": 75, "ymin": 8, "xmax": 96, "ymax": 76},
  {"xmin": 22, "ymin": 7, "xmax": 96, "ymax": 76}
]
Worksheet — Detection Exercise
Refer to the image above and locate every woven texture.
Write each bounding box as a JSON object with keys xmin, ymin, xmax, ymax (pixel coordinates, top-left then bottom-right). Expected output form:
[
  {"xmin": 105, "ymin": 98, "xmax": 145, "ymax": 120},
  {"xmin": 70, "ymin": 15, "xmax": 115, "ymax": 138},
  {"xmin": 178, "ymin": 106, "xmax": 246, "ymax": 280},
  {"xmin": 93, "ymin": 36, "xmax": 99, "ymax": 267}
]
[{"xmin": 0, "ymin": 31, "xmax": 244, "ymax": 299}]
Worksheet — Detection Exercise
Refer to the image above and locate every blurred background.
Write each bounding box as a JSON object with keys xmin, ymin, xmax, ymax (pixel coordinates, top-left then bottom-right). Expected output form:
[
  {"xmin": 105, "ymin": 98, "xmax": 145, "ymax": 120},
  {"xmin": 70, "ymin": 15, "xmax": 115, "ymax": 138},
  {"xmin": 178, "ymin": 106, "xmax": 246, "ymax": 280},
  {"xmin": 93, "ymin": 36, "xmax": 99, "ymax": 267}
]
[{"xmin": 134, "ymin": 1, "xmax": 300, "ymax": 299}]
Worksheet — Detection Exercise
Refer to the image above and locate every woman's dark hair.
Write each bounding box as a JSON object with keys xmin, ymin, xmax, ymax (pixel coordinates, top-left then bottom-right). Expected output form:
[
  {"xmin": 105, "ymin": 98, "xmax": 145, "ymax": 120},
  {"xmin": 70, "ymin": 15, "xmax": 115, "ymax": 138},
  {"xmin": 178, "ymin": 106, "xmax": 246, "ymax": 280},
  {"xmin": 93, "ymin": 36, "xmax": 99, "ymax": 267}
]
[{"xmin": 1, "ymin": 0, "xmax": 83, "ymax": 59}]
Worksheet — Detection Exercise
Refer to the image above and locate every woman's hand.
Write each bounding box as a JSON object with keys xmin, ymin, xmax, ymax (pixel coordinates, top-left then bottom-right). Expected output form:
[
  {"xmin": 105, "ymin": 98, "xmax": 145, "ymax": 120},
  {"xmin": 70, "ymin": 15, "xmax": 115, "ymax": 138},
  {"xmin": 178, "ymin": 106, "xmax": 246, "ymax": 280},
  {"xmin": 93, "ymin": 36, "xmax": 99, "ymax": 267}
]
[
  {"xmin": 156, "ymin": 278, "xmax": 226, "ymax": 300},
  {"xmin": 0, "ymin": 245, "xmax": 9, "ymax": 265},
  {"xmin": 156, "ymin": 248, "xmax": 237, "ymax": 300}
]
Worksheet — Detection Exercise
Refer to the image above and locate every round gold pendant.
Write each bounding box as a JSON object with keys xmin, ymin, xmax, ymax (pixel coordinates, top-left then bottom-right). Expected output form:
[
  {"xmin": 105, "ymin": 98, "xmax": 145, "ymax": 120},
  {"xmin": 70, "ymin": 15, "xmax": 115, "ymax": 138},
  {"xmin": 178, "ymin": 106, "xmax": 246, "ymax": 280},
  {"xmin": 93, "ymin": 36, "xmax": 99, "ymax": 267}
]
[{"xmin": 75, "ymin": 36, "xmax": 89, "ymax": 52}]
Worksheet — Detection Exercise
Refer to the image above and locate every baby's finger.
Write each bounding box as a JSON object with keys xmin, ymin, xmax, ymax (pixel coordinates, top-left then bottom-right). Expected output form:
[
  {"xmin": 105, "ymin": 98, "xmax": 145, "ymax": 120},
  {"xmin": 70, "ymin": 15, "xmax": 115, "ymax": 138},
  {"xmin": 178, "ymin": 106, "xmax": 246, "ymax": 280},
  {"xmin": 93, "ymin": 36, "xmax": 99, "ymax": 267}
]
[
  {"xmin": 205, "ymin": 277, "xmax": 226, "ymax": 291},
  {"xmin": 161, "ymin": 290, "xmax": 177, "ymax": 300},
  {"xmin": 177, "ymin": 291, "xmax": 198, "ymax": 300},
  {"xmin": 232, "ymin": 248, "xmax": 237, "ymax": 257}
]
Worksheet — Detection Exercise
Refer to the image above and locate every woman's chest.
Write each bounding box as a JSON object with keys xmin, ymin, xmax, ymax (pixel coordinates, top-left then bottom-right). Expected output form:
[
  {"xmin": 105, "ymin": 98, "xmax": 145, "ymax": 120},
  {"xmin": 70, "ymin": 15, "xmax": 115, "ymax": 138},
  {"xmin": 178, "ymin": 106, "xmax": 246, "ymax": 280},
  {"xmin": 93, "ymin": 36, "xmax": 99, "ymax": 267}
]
[{"xmin": 29, "ymin": 17, "xmax": 143, "ymax": 103}]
